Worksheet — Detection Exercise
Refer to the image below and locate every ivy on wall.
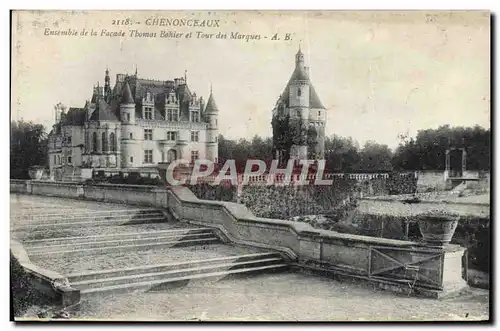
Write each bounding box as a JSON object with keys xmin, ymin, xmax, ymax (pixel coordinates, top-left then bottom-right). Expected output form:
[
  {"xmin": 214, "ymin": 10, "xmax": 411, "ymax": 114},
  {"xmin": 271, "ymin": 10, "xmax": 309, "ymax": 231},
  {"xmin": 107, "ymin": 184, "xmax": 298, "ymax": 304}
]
[{"xmin": 272, "ymin": 113, "xmax": 310, "ymax": 160}]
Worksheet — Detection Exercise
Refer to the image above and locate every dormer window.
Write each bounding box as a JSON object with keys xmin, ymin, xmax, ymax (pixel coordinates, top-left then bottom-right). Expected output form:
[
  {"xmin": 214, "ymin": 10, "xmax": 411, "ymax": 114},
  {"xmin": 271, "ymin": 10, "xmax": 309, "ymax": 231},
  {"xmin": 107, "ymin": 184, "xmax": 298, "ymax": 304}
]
[
  {"xmin": 190, "ymin": 110, "xmax": 200, "ymax": 122},
  {"xmin": 298, "ymin": 87, "xmax": 302, "ymax": 97},
  {"xmin": 167, "ymin": 109, "xmax": 178, "ymax": 121},
  {"xmin": 144, "ymin": 107, "xmax": 153, "ymax": 120}
]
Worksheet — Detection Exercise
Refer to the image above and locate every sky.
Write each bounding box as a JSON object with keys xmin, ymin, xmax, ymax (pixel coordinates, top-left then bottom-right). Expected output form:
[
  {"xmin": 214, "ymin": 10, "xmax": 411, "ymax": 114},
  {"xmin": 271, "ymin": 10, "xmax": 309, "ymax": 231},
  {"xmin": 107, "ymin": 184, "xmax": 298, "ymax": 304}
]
[{"xmin": 11, "ymin": 10, "xmax": 490, "ymax": 149}]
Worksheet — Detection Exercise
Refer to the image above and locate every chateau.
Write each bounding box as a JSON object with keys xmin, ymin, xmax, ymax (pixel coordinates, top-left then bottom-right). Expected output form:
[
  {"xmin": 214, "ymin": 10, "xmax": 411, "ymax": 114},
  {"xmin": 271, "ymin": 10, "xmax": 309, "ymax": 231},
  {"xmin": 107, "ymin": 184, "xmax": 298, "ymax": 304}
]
[
  {"xmin": 47, "ymin": 69, "xmax": 219, "ymax": 177},
  {"xmin": 272, "ymin": 48, "xmax": 326, "ymax": 163}
]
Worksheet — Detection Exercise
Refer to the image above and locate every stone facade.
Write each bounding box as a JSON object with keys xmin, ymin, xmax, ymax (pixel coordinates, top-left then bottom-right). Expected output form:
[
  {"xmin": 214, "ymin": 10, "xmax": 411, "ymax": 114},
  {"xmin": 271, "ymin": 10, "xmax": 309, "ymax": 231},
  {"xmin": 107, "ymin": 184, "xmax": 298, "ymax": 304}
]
[
  {"xmin": 48, "ymin": 69, "xmax": 219, "ymax": 176},
  {"xmin": 271, "ymin": 48, "xmax": 327, "ymax": 162}
]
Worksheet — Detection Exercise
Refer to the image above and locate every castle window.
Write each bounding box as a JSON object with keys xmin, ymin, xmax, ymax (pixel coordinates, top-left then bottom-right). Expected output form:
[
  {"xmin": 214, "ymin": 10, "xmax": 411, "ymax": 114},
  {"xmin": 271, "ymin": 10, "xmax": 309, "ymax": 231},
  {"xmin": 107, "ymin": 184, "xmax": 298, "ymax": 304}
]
[
  {"xmin": 67, "ymin": 156, "xmax": 72, "ymax": 164},
  {"xmin": 298, "ymin": 87, "xmax": 302, "ymax": 97},
  {"xmin": 130, "ymin": 156, "xmax": 133, "ymax": 163},
  {"xmin": 67, "ymin": 136, "xmax": 72, "ymax": 145},
  {"xmin": 167, "ymin": 109, "xmax": 178, "ymax": 121},
  {"xmin": 127, "ymin": 113, "xmax": 131, "ymax": 122},
  {"xmin": 102, "ymin": 132, "xmax": 108, "ymax": 151},
  {"xmin": 190, "ymin": 111, "xmax": 200, "ymax": 122},
  {"xmin": 215, "ymin": 136, "xmax": 218, "ymax": 143},
  {"xmin": 110, "ymin": 133, "xmax": 116, "ymax": 152},
  {"xmin": 53, "ymin": 155, "xmax": 56, "ymax": 165},
  {"xmin": 130, "ymin": 133, "xmax": 133, "ymax": 139},
  {"xmin": 144, "ymin": 107, "xmax": 153, "ymax": 120},
  {"xmin": 144, "ymin": 129, "xmax": 153, "ymax": 140},
  {"xmin": 167, "ymin": 131, "xmax": 177, "ymax": 141},
  {"xmin": 318, "ymin": 111, "xmax": 321, "ymax": 117},
  {"xmin": 144, "ymin": 150, "xmax": 153, "ymax": 164},
  {"xmin": 190, "ymin": 131, "xmax": 199, "ymax": 142},
  {"xmin": 191, "ymin": 151, "xmax": 199, "ymax": 164},
  {"xmin": 92, "ymin": 132, "xmax": 98, "ymax": 152}
]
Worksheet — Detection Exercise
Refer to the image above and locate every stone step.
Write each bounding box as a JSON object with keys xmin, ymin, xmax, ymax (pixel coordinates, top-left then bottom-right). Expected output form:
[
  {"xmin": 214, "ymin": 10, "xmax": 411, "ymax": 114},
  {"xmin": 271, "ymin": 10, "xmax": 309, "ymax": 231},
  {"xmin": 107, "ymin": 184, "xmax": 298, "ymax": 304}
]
[
  {"xmin": 12, "ymin": 209, "xmax": 163, "ymax": 222},
  {"xmin": 72, "ymin": 257, "xmax": 283, "ymax": 290},
  {"xmin": 80, "ymin": 263, "xmax": 289, "ymax": 296},
  {"xmin": 67, "ymin": 252, "xmax": 281, "ymax": 282},
  {"xmin": 23, "ymin": 228, "xmax": 210, "ymax": 245},
  {"xmin": 13, "ymin": 215, "xmax": 168, "ymax": 231},
  {"xmin": 27, "ymin": 237, "xmax": 221, "ymax": 258},
  {"xmin": 26, "ymin": 231, "xmax": 217, "ymax": 253}
]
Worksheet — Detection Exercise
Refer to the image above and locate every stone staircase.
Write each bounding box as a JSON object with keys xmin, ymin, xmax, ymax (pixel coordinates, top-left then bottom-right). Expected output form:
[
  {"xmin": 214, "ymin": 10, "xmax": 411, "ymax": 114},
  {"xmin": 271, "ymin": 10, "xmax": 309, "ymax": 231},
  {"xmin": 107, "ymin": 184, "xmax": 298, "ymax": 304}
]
[
  {"xmin": 66, "ymin": 252, "xmax": 287, "ymax": 296},
  {"xmin": 24, "ymin": 228, "xmax": 220, "ymax": 257},
  {"xmin": 12, "ymin": 209, "xmax": 168, "ymax": 231},
  {"xmin": 15, "ymin": 205, "xmax": 289, "ymax": 298}
]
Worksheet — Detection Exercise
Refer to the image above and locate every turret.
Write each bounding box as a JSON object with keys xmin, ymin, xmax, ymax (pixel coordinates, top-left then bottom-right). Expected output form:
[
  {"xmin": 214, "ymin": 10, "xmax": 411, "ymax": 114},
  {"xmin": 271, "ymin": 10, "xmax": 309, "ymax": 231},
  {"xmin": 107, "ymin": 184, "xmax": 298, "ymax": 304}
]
[
  {"xmin": 120, "ymin": 82, "xmax": 135, "ymax": 124},
  {"xmin": 104, "ymin": 68, "xmax": 111, "ymax": 100},
  {"xmin": 289, "ymin": 48, "xmax": 310, "ymax": 112},
  {"xmin": 204, "ymin": 86, "xmax": 219, "ymax": 162}
]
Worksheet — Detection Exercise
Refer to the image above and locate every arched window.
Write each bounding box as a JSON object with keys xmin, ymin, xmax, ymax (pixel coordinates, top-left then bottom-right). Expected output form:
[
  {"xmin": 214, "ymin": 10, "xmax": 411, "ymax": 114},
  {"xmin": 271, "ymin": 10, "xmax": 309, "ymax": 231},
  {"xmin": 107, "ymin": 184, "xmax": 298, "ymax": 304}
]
[
  {"xmin": 109, "ymin": 133, "xmax": 116, "ymax": 152},
  {"xmin": 297, "ymin": 87, "xmax": 302, "ymax": 97},
  {"xmin": 102, "ymin": 132, "xmax": 108, "ymax": 152},
  {"xmin": 92, "ymin": 132, "xmax": 98, "ymax": 152}
]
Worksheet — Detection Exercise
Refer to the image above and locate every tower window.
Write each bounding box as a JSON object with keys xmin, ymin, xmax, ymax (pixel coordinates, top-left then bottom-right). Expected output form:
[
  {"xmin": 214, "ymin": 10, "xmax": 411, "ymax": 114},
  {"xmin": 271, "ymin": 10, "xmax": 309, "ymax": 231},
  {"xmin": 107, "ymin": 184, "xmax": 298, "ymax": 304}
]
[
  {"xmin": 130, "ymin": 156, "xmax": 133, "ymax": 163},
  {"xmin": 318, "ymin": 111, "xmax": 321, "ymax": 117},
  {"xmin": 298, "ymin": 87, "xmax": 302, "ymax": 97},
  {"xmin": 130, "ymin": 133, "xmax": 133, "ymax": 139},
  {"xmin": 190, "ymin": 131, "xmax": 199, "ymax": 142},
  {"xmin": 127, "ymin": 113, "xmax": 130, "ymax": 121}
]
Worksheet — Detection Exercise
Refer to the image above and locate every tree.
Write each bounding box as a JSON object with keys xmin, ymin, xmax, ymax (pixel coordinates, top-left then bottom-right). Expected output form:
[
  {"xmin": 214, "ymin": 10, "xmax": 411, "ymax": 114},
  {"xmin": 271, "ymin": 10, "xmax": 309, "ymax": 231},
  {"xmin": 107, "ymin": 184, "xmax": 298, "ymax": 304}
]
[
  {"xmin": 359, "ymin": 141, "xmax": 393, "ymax": 172},
  {"xmin": 10, "ymin": 120, "xmax": 48, "ymax": 179},
  {"xmin": 392, "ymin": 125, "xmax": 490, "ymax": 170}
]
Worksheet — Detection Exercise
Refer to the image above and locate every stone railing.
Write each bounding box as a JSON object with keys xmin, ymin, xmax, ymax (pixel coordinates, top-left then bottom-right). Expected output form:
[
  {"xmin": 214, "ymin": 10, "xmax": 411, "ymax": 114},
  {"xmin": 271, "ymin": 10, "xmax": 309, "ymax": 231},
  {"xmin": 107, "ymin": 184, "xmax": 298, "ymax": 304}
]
[
  {"xmin": 11, "ymin": 180, "xmax": 168, "ymax": 207},
  {"xmin": 11, "ymin": 180, "xmax": 467, "ymax": 298},
  {"xmin": 167, "ymin": 186, "xmax": 466, "ymax": 297}
]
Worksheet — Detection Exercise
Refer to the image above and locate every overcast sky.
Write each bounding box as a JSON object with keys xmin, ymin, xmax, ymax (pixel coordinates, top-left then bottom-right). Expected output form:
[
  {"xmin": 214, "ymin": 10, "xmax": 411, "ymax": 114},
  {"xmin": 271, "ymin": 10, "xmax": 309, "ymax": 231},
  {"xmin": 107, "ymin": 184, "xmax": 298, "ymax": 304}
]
[{"xmin": 12, "ymin": 10, "xmax": 490, "ymax": 149}]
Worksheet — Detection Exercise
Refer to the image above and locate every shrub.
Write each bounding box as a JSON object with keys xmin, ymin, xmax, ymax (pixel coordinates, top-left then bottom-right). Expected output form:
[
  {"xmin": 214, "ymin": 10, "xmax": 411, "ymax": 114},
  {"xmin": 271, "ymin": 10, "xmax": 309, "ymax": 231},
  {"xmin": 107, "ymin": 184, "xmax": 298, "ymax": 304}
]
[{"xmin": 10, "ymin": 252, "xmax": 53, "ymax": 317}]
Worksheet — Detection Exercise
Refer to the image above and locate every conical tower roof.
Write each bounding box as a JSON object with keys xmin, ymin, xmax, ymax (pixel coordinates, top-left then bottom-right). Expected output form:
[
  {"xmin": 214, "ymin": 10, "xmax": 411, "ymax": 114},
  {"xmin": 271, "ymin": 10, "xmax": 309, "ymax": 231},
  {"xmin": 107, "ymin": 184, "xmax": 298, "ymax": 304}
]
[
  {"xmin": 205, "ymin": 91, "xmax": 219, "ymax": 113},
  {"xmin": 121, "ymin": 81, "xmax": 134, "ymax": 104}
]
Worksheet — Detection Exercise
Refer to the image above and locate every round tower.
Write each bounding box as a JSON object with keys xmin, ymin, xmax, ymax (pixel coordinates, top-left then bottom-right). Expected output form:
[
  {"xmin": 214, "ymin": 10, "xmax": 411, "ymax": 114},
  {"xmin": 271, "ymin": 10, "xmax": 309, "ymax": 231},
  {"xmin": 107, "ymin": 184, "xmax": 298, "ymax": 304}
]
[
  {"xmin": 119, "ymin": 81, "xmax": 137, "ymax": 167},
  {"xmin": 204, "ymin": 87, "xmax": 219, "ymax": 163}
]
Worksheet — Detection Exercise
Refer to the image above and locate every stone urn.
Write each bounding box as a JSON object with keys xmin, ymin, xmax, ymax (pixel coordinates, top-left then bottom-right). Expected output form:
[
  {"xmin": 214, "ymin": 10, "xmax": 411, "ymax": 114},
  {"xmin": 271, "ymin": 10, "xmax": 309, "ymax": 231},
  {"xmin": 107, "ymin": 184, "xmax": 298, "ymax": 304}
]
[
  {"xmin": 28, "ymin": 166, "xmax": 45, "ymax": 180},
  {"xmin": 417, "ymin": 212, "xmax": 460, "ymax": 245}
]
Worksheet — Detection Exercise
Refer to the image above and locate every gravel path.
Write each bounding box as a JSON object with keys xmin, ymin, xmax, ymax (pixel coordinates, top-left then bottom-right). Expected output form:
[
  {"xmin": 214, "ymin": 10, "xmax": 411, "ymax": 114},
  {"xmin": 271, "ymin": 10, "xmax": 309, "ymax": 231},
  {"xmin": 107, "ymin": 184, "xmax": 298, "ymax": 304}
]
[
  {"xmin": 70, "ymin": 271, "xmax": 489, "ymax": 321},
  {"xmin": 30, "ymin": 244, "xmax": 266, "ymax": 275}
]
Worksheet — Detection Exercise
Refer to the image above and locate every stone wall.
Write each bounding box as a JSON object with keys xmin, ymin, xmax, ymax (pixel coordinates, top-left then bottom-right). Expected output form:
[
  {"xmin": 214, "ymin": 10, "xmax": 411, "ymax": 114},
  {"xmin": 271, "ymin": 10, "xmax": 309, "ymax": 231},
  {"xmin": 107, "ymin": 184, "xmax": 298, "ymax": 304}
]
[
  {"xmin": 10, "ymin": 180, "xmax": 468, "ymax": 297},
  {"xmin": 167, "ymin": 185, "xmax": 466, "ymax": 297},
  {"xmin": 12, "ymin": 180, "xmax": 168, "ymax": 208}
]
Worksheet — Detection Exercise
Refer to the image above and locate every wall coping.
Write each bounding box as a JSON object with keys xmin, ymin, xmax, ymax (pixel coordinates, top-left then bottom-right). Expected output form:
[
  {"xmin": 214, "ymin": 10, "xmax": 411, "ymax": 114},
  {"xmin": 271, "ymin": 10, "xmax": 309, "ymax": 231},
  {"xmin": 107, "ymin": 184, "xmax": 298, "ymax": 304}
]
[
  {"xmin": 169, "ymin": 186, "xmax": 422, "ymax": 248},
  {"xmin": 10, "ymin": 239, "xmax": 80, "ymax": 306}
]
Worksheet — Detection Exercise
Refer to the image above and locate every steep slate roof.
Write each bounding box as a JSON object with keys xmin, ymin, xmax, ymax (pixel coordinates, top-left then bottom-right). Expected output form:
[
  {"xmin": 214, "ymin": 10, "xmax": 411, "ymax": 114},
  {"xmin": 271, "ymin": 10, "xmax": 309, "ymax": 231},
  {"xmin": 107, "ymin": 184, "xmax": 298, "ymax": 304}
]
[
  {"xmin": 62, "ymin": 108, "xmax": 86, "ymax": 126},
  {"xmin": 89, "ymin": 99, "xmax": 119, "ymax": 121},
  {"xmin": 106, "ymin": 74, "xmax": 199, "ymax": 121},
  {"xmin": 204, "ymin": 93, "xmax": 219, "ymax": 113},
  {"xmin": 279, "ymin": 57, "xmax": 326, "ymax": 110}
]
